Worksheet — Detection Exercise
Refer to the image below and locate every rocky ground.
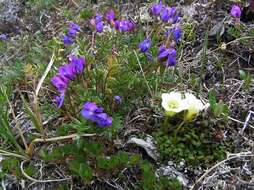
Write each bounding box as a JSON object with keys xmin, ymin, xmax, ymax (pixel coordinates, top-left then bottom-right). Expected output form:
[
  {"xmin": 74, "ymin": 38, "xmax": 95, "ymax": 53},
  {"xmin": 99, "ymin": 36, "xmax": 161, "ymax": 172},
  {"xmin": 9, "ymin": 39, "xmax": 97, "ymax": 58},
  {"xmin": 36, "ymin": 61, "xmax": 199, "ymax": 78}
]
[{"xmin": 0, "ymin": 0, "xmax": 254, "ymax": 189}]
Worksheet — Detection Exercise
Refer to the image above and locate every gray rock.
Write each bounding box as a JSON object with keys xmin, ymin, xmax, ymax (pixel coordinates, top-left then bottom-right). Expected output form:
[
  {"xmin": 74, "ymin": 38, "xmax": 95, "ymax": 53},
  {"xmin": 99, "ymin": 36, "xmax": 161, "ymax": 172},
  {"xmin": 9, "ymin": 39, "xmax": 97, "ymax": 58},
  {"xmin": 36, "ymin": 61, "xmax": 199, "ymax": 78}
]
[
  {"xmin": 0, "ymin": 0, "xmax": 21, "ymax": 33},
  {"xmin": 126, "ymin": 135, "xmax": 159, "ymax": 161},
  {"xmin": 156, "ymin": 164, "xmax": 191, "ymax": 188}
]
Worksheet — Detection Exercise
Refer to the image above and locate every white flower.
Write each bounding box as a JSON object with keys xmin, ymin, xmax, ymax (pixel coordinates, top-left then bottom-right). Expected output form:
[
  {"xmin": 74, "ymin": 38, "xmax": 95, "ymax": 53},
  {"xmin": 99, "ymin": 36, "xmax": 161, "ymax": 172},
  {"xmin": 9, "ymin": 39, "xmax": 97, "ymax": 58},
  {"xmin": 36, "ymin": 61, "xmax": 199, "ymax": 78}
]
[
  {"xmin": 183, "ymin": 93, "xmax": 210, "ymax": 121},
  {"xmin": 161, "ymin": 92, "xmax": 188, "ymax": 117}
]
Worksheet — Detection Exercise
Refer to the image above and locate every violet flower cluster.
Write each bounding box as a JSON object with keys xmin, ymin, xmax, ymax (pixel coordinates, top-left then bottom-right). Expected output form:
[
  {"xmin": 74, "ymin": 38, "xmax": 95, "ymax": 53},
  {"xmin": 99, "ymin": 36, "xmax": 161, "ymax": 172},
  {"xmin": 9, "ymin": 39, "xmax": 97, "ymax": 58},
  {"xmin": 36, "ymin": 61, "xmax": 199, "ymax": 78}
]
[
  {"xmin": 91, "ymin": 13, "xmax": 104, "ymax": 33},
  {"xmin": 51, "ymin": 55, "xmax": 85, "ymax": 108},
  {"xmin": 63, "ymin": 22, "xmax": 81, "ymax": 45},
  {"xmin": 81, "ymin": 102, "xmax": 113, "ymax": 127},
  {"xmin": 91, "ymin": 9, "xmax": 135, "ymax": 33},
  {"xmin": 150, "ymin": 1, "xmax": 180, "ymax": 24},
  {"xmin": 138, "ymin": 1, "xmax": 182, "ymax": 67}
]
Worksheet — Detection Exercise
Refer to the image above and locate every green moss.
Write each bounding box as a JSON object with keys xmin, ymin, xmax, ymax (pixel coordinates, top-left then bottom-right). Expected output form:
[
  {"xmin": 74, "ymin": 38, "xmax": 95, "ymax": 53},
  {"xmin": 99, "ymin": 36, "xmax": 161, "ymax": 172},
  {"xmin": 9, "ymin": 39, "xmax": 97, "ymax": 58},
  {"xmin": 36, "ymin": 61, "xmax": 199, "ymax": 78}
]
[{"xmin": 154, "ymin": 123, "xmax": 226, "ymax": 167}]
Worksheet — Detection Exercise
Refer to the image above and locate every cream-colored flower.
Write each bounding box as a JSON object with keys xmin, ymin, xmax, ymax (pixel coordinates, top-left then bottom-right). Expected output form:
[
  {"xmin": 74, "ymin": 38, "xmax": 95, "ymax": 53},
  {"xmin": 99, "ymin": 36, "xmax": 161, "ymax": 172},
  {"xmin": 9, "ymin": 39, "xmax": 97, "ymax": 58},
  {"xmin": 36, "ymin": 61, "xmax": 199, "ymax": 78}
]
[
  {"xmin": 161, "ymin": 92, "xmax": 188, "ymax": 117},
  {"xmin": 183, "ymin": 93, "xmax": 209, "ymax": 121}
]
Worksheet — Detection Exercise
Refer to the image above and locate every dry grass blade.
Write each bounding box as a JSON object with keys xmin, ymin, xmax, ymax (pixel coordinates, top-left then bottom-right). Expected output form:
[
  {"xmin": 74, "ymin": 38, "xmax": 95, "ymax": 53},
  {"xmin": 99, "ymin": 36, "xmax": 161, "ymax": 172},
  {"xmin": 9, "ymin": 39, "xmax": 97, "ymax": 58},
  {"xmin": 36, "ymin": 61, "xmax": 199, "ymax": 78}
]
[{"xmin": 35, "ymin": 52, "xmax": 55, "ymax": 98}]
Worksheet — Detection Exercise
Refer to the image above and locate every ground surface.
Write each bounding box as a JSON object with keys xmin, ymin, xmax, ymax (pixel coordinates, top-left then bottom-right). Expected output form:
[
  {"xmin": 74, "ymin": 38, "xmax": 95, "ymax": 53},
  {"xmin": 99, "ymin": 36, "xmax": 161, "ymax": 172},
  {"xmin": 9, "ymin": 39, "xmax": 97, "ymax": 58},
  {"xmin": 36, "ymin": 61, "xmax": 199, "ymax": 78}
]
[{"xmin": 0, "ymin": 0, "xmax": 254, "ymax": 190}]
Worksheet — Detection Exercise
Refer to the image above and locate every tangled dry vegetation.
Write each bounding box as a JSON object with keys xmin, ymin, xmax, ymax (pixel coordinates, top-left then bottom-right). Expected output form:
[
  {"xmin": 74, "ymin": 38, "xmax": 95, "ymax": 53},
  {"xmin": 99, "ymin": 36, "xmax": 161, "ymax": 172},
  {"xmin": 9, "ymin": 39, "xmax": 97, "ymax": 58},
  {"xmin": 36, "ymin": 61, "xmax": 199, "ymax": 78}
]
[{"xmin": 0, "ymin": 0, "xmax": 254, "ymax": 189}]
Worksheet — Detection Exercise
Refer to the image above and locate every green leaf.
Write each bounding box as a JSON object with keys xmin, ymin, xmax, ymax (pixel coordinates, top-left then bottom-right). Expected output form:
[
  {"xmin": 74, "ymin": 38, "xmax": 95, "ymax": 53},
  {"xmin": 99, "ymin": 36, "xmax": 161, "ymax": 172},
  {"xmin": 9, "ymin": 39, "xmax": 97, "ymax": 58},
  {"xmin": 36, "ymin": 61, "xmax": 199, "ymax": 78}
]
[
  {"xmin": 239, "ymin": 70, "xmax": 247, "ymax": 80},
  {"xmin": 80, "ymin": 8, "xmax": 93, "ymax": 19},
  {"xmin": 0, "ymin": 87, "xmax": 24, "ymax": 153},
  {"xmin": 214, "ymin": 101, "xmax": 229, "ymax": 117},
  {"xmin": 69, "ymin": 160, "xmax": 92, "ymax": 181},
  {"xmin": 208, "ymin": 89, "xmax": 217, "ymax": 112},
  {"xmin": 20, "ymin": 94, "xmax": 43, "ymax": 133}
]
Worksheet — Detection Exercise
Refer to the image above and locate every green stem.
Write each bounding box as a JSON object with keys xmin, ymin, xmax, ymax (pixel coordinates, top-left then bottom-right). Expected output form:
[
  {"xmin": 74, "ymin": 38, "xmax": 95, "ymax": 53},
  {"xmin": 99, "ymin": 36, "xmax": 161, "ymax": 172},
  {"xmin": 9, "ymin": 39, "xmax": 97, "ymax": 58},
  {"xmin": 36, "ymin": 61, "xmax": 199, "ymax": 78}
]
[{"xmin": 173, "ymin": 121, "xmax": 185, "ymax": 144}]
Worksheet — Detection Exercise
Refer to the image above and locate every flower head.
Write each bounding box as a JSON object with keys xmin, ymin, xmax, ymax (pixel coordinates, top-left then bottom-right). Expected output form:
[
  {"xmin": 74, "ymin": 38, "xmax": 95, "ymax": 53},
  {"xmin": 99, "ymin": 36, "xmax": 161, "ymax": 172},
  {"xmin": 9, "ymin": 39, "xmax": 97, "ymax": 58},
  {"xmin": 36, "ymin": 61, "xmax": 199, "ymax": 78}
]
[
  {"xmin": 96, "ymin": 13, "xmax": 103, "ymax": 22},
  {"xmin": 172, "ymin": 27, "xmax": 182, "ymax": 42},
  {"xmin": 63, "ymin": 35, "xmax": 74, "ymax": 45},
  {"xmin": 96, "ymin": 21, "xmax": 104, "ymax": 33},
  {"xmin": 114, "ymin": 95, "xmax": 122, "ymax": 104},
  {"xmin": 81, "ymin": 102, "xmax": 112, "ymax": 127},
  {"xmin": 69, "ymin": 22, "xmax": 81, "ymax": 31},
  {"xmin": 126, "ymin": 20, "xmax": 136, "ymax": 31},
  {"xmin": 69, "ymin": 55, "xmax": 86, "ymax": 74},
  {"xmin": 114, "ymin": 20, "xmax": 120, "ymax": 30},
  {"xmin": 162, "ymin": 92, "xmax": 188, "ymax": 117},
  {"xmin": 158, "ymin": 45, "xmax": 177, "ymax": 66},
  {"xmin": 51, "ymin": 75, "xmax": 68, "ymax": 93},
  {"xmin": 106, "ymin": 9, "xmax": 115, "ymax": 22},
  {"xmin": 139, "ymin": 38, "xmax": 151, "ymax": 53},
  {"xmin": 51, "ymin": 55, "xmax": 86, "ymax": 108},
  {"xmin": 63, "ymin": 22, "xmax": 80, "ymax": 45},
  {"xmin": 54, "ymin": 93, "xmax": 65, "ymax": 108},
  {"xmin": 166, "ymin": 27, "xmax": 182, "ymax": 43},
  {"xmin": 0, "ymin": 34, "xmax": 7, "ymax": 40},
  {"xmin": 91, "ymin": 13, "xmax": 104, "ymax": 33},
  {"xmin": 182, "ymin": 93, "xmax": 209, "ymax": 121},
  {"xmin": 161, "ymin": 7, "xmax": 170, "ymax": 22},
  {"xmin": 231, "ymin": 5, "xmax": 241, "ymax": 18},
  {"xmin": 67, "ymin": 22, "xmax": 80, "ymax": 37},
  {"xmin": 59, "ymin": 64, "xmax": 76, "ymax": 81},
  {"xmin": 150, "ymin": 0, "xmax": 163, "ymax": 15},
  {"xmin": 114, "ymin": 20, "xmax": 135, "ymax": 32},
  {"xmin": 169, "ymin": 7, "xmax": 180, "ymax": 24}
]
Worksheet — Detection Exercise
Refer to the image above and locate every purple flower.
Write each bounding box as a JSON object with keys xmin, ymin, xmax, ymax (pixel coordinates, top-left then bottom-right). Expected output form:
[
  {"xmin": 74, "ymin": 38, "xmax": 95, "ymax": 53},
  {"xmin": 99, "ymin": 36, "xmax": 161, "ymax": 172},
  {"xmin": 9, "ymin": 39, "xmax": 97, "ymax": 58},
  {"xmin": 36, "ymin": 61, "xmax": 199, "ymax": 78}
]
[
  {"xmin": 139, "ymin": 38, "xmax": 152, "ymax": 53},
  {"xmin": 165, "ymin": 55, "xmax": 176, "ymax": 66},
  {"xmin": 95, "ymin": 113, "xmax": 113, "ymax": 127},
  {"xmin": 69, "ymin": 22, "xmax": 80, "ymax": 31},
  {"xmin": 114, "ymin": 20, "xmax": 135, "ymax": 32},
  {"xmin": 81, "ymin": 102, "xmax": 112, "ymax": 127},
  {"xmin": 96, "ymin": 21, "xmax": 104, "ymax": 33},
  {"xmin": 150, "ymin": 0, "xmax": 163, "ymax": 15},
  {"xmin": 114, "ymin": 20, "xmax": 120, "ymax": 30},
  {"xmin": 166, "ymin": 27, "xmax": 182, "ymax": 43},
  {"xmin": 63, "ymin": 35, "xmax": 74, "ymax": 45},
  {"xmin": 81, "ymin": 102, "xmax": 103, "ymax": 122},
  {"xmin": 158, "ymin": 45, "xmax": 177, "ymax": 67},
  {"xmin": 119, "ymin": 20, "xmax": 129, "ymax": 32},
  {"xmin": 114, "ymin": 96, "xmax": 122, "ymax": 104},
  {"xmin": 59, "ymin": 64, "xmax": 76, "ymax": 81},
  {"xmin": 51, "ymin": 75, "xmax": 69, "ymax": 92},
  {"xmin": 69, "ymin": 55, "xmax": 86, "ymax": 74},
  {"xmin": 63, "ymin": 22, "xmax": 80, "ymax": 45},
  {"xmin": 54, "ymin": 93, "xmax": 65, "ymax": 108},
  {"xmin": 67, "ymin": 29, "xmax": 78, "ymax": 37},
  {"xmin": 91, "ymin": 13, "xmax": 104, "ymax": 33},
  {"xmin": 172, "ymin": 28, "xmax": 182, "ymax": 42},
  {"xmin": 126, "ymin": 20, "xmax": 135, "ymax": 31},
  {"xmin": 0, "ymin": 34, "xmax": 7, "ymax": 40},
  {"xmin": 231, "ymin": 5, "xmax": 241, "ymax": 18},
  {"xmin": 169, "ymin": 7, "xmax": 180, "ymax": 24},
  {"xmin": 95, "ymin": 13, "xmax": 103, "ymax": 23},
  {"xmin": 106, "ymin": 9, "xmax": 115, "ymax": 22},
  {"xmin": 171, "ymin": 15, "xmax": 180, "ymax": 24},
  {"xmin": 68, "ymin": 22, "xmax": 80, "ymax": 37},
  {"xmin": 161, "ymin": 7, "xmax": 170, "ymax": 22}
]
